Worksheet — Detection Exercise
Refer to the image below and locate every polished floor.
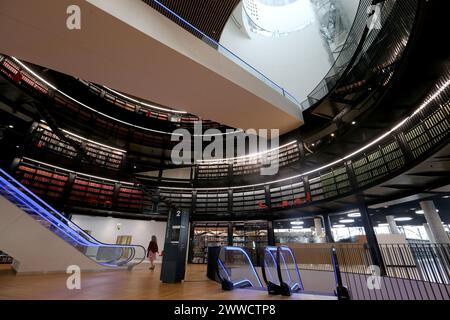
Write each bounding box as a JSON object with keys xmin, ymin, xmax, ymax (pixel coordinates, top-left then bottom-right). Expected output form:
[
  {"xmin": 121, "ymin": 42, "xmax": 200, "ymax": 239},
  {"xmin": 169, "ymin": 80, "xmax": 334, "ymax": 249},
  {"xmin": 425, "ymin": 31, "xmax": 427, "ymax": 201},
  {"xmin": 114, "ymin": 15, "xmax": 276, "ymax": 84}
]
[{"xmin": 0, "ymin": 263, "xmax": 335, "ymax": 300}]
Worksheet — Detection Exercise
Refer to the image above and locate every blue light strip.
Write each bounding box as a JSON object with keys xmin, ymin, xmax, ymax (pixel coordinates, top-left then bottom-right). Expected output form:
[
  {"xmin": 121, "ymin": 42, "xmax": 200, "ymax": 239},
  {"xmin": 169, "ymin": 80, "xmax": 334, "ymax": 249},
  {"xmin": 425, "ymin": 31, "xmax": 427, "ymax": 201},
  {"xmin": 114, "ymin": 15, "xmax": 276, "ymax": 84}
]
[
  {"xmin": 0, "ymin": 169, "xmax": 145, "ymax": 266},
  {"xmin": 222, "ymin": 246, "xmax": 264, "ymax": 288},
  {"xmin": 264, "ymin": 247, "xmax": 279, "ymax": 284},
  {"xmin": 280, "ymin": 246, "xmax": 304, "ymax": 291},
  {"xmin": 150, "ymin": 0, "xmax": 301, "ymax": 106}
]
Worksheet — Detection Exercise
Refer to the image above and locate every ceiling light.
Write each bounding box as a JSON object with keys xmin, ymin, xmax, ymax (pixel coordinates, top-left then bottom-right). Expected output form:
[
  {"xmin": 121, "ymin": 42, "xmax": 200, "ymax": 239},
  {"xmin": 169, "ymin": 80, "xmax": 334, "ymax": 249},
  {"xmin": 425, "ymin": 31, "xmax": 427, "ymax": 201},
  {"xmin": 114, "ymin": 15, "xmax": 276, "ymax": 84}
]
[
  {"xmin": 340, "ymin": 219, "xmax": 355, "ymax": 224},
  {"xmin": 378, "ymin": 223, "xmax": 389, "ymax": 227},
  {"xmin": 333, "ymin": 225, "xmax": 346, "ymax": 228},
  {"xmin": 8, "ymin": 125, "xmax": 14, "ymax": 129},
  {"xmin": 331, "ymin": 133, "xmax": 335, "ymax": 137},
  {"xmin": 443, "ymin": 196, "xmax": 450, "ymax": 199},
  {"xmin": 415, "ymin": 210, "xmax": 424, "ymax": 215},
  {"xmin": 352, "ymin": 121, "xmax": 357, "ymax": 125},
  {"xmin": 348, "ymin": 212, "xmax": 361, "ymax": 218},
  {"xmin": 291, "ymin": 226, "xmax": 305, "ymax": 230},
  {"xmin": 394, "ymin": 217, "xmax": 413, "ymax": 222},
  {"xmin": 291, "ymin": 221, "xmax": 304, "ymax": 226}
]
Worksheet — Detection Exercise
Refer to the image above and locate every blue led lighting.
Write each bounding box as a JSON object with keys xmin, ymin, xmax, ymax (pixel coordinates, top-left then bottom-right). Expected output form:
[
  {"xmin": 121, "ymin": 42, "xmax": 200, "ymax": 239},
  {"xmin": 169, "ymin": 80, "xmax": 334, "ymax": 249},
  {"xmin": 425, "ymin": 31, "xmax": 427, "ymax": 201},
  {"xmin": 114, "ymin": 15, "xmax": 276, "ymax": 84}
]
[
  {"xmin": 221, "ymin": 246, "xmax": 263, "ymax": 288},
  {"xmin": 0, "ymin": 169, "xmax": 145, "ymax": 267}
]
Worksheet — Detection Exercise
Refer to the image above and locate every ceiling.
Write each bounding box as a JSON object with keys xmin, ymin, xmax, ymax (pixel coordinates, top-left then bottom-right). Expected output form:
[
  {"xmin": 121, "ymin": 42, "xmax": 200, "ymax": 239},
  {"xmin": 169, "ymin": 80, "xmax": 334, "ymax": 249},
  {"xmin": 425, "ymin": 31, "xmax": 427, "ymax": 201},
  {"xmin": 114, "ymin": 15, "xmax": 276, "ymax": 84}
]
[{"xmin": 142, "ymin": 0, "xmax": 241, "ymax": 42}]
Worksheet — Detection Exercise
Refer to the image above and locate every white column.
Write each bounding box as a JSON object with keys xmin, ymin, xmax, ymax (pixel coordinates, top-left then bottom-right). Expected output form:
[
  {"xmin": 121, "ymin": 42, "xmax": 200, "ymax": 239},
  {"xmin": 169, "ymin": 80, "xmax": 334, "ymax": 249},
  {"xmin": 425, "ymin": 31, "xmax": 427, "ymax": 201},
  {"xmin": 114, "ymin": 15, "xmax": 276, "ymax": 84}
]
[
  {"xmin": 423, "ymin": 223, "xmax": 435, "ymax": 243},
  {"xmin": 386, "ymin": 215, "xmax": 401, "ymax": 234},
  {"xmin": 314, "ymin": 218, "xmax": 324, "ymax": 243},
  {"xmin": 420, "ymin": 201, "xmax": 450, "ymax": 244},
  {"xmin": 314, "ymin": 218, "xmax": 324, "ymax": 237}
]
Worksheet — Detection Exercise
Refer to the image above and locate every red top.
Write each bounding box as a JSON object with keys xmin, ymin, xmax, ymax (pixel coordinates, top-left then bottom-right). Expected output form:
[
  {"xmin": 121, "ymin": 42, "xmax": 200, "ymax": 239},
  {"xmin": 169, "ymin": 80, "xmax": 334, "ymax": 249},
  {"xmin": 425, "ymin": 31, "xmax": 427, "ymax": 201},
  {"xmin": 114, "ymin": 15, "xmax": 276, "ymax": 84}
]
[{"xmin": 148, "ymin": 241, "xmax": 158, "ymax": 254}]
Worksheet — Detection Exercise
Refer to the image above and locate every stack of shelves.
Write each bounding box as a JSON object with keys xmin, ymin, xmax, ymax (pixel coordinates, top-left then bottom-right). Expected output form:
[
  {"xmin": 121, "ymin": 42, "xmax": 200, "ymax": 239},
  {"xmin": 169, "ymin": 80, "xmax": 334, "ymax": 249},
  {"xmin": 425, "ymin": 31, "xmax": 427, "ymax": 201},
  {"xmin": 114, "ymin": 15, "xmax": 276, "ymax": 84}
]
[
  {"xmin": 197, "ymin": 162, "xmax": 229, "ymax": 180},
  {"xmin": 232, "ymin": 187, "xmax": 267, "ymax": 213},
  {"xmin": 117, "ymin": 186, "xmax": 150, "ymax": 211},
  {"xmin": 270, "ymin": 180, "xmax": 305, "ymax": 209},
  {"xmin": 33, "ymin": 125, "xmax": 78, "ymax": 160},
  {"xmin": 191, "ymin": 224, "xmax": 228, "ymax": 264},
  {"xmin": 232, "ymin": 222, "xmax": 268, "ymax": 264},
  {"xmin": 69, "ymin": 177, "xmax": 114, "ymax": 208},
  {"xmin": 15, "ymin": 164, "xmax": 69, "ymax": 201},
  {"xmin": 32, "ymin": 125, "xmax": 125, "ymax": 171},
  {"xmin": 195, "ymin": 191, "xmax": 229, "ymax": 216}
]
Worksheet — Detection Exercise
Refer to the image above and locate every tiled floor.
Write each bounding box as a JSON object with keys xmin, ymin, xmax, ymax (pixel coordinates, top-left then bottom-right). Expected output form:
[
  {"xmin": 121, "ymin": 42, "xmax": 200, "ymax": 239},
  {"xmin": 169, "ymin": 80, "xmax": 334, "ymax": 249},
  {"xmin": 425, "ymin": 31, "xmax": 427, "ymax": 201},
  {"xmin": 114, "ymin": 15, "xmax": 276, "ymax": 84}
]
[{"xmin": 0, "ymin": 264, "xmax": 335, "ymax": 300}]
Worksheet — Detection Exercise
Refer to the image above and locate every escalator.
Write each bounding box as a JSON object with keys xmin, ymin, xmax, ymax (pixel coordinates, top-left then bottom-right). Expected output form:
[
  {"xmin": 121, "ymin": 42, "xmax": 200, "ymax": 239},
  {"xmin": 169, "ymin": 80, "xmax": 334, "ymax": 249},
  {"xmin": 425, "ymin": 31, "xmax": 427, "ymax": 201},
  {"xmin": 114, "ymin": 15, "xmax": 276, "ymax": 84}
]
[{"xmin": 0, "ymin": 168, "xmax": 146, "ymax": 273}]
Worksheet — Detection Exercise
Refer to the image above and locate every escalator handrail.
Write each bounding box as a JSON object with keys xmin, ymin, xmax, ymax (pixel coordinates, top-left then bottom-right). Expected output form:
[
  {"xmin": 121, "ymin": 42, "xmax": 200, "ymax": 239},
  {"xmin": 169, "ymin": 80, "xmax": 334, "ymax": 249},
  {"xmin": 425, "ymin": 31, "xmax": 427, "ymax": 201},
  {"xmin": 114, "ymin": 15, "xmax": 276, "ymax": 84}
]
[{"xmin": 0, "ymin": 169, "xmax": 146, "ymax": 266}]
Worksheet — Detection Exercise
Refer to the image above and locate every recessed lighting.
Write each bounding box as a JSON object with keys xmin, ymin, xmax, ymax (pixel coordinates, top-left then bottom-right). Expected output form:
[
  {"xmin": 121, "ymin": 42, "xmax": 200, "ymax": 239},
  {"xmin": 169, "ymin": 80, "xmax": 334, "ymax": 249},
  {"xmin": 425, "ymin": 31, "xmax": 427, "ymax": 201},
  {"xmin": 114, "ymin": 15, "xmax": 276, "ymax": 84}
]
[
  {"xmin": 348, "ymin": 212, "xmax": 361, "ymax": 218},
  {"xmin": 291, "ymin": 221, "xmax": 304, "ymax": 226},
  {"xmin": 352, "ymin": 121, "xmax": 356, "ymax": 125},
  {"xmin": 331, "ymin": 133, "xmax": 335, "ymax": 137},
  {"xmin": 8, "ymin": 125, "xmax": 14, "ymax": 129},
  {"xmin": 340, "ymin": 219, "xmax": 355, "ymax": 224},
  {"xmin": 333, "ymin": 225, "xmax": 346, "ymax": 228},
  {"xmin": 394, "ymin": 217, "xmax": 413, "ymax": 222}
]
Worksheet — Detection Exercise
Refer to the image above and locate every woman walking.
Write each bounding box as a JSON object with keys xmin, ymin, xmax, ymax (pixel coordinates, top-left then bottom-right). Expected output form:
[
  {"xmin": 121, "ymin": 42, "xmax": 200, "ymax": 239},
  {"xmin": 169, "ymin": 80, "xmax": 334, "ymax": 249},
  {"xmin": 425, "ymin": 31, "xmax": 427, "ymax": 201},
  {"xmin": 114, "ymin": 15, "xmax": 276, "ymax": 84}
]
[{"xmin": 147, "ymin": 235, "xmax": 159, "ymax": 270}]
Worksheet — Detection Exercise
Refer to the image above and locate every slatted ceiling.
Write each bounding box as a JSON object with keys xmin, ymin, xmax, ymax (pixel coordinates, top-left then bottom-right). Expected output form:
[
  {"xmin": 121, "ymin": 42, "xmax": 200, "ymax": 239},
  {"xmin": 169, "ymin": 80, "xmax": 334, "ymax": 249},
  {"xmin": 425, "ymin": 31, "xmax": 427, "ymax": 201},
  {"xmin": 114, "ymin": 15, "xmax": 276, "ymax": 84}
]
[{"xmin": 143, "ymin": 0, "xmax": 241, "ymax": 42}]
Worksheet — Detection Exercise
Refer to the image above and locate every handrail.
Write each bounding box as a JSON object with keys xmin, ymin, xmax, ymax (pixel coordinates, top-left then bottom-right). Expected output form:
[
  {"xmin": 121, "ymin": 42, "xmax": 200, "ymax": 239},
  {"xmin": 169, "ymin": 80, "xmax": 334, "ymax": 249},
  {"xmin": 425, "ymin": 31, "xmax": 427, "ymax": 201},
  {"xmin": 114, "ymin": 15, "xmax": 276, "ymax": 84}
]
[
  {"xmin": 0, "ymin": 169, "xmax": 146, "ymax": 268},
  {"xmin": 148, "ymin": 0, "xmax": 301, "ymax": 107}
]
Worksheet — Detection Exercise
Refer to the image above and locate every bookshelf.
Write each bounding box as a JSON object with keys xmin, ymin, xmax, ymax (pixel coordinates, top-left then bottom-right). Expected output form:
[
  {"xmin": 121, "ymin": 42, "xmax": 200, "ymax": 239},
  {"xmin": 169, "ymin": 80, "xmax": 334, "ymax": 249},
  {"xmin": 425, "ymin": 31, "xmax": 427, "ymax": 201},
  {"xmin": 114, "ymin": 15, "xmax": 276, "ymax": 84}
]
[
  {"xmin": 232, "ymin": 187, "xmax": 267, "ymax": 213},
  {"xmin": 232, "ymin": 221, "xmax": 268, "ymax": 264},
  {"xmin": 117, "ymin": 186, "xmax": 151, "ymax": 211},
  {"xmin": 191, "ymin": 223, "xmax": 229, "ymax": 264},
  {"xmin": 68, "ymin": 177, "xmax": 114, "ymax": 208},
  {"xmin": 32, "ymin": 125, "xmax": 125, "ymax": 171},
  {"xmin": 15, "ymin": 164, "xmax": 69, "ymax": 201},
  {"xmin": 195, "ymin": 191, "xmax": 229, "ymax": 215}
]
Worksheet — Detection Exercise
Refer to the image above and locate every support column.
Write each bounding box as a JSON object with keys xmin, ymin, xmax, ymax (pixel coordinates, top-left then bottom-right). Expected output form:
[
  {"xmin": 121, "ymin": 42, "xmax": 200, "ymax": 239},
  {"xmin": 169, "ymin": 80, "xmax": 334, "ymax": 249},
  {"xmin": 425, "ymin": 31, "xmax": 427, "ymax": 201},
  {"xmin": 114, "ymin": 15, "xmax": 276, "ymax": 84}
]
[
  {"xmin": 420, "ymin": 201, "xmax": 450, "ymax": 244},
  {"xmin": 345, "ymin": 160, "xmax": 386, "ymax": 275},
  {"xmin": 423, "ymin": 223, "xmax": 435, "ymax": 243},
  {"xmin": 267, "ymin": 220, "xmax": 275, "ymax": 246},
  {"xmin": 227, "ymin": 222, "xmax": 234, "ymax": 246},
  {"xmin": 314, "ymin": 217, "xmax": 325, "ymax": 243},
  {"xmin": 323, "ymin": 215, "xmax": 335, "ymax": 243},
  {"xmin": 358, "ymin": 201, "xmax": 386, "ymax": 275},
  {"xmin": 386, "ymin": 216, "xmax": 401, "ymax": 234}
]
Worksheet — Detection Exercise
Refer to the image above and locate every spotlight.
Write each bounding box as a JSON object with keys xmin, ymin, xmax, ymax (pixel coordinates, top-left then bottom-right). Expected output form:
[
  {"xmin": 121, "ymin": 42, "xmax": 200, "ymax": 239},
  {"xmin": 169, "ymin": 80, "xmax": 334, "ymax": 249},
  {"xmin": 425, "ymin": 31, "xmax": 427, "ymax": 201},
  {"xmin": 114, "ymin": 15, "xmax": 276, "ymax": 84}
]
[
  {"xmin": 348, "ymin": 212, "xmax": 361, "ymax": 218},
  {"xmin": 394, "ymin": 217, "xmax": 413, "ymax": 222}
]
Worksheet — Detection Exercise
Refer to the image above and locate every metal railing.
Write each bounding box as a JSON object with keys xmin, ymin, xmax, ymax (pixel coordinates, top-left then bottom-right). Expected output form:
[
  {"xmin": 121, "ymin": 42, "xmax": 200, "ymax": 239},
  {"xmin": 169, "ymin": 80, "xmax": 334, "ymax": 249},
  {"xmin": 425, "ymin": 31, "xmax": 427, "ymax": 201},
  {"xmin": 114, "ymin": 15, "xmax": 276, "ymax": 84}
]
[{"xmin": 291, "ymin": 243, "xmax": 450, "ymax": 300}]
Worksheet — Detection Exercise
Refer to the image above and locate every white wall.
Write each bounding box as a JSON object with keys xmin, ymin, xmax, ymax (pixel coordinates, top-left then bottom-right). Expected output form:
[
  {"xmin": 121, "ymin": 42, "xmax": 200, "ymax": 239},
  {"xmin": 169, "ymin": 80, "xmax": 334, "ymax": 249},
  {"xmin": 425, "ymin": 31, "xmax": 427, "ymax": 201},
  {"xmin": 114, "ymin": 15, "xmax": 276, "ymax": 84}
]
[
  {"xmin": 220, "ymin": 2, "xmax": 332, "ymax": 103},
  {"xmin": 71, "ymin": 215, "xmax": 167, "ymax": 262},
  {"xmin": 219, "ymin": 1, "xmax": 360, "ymax": 102}
]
